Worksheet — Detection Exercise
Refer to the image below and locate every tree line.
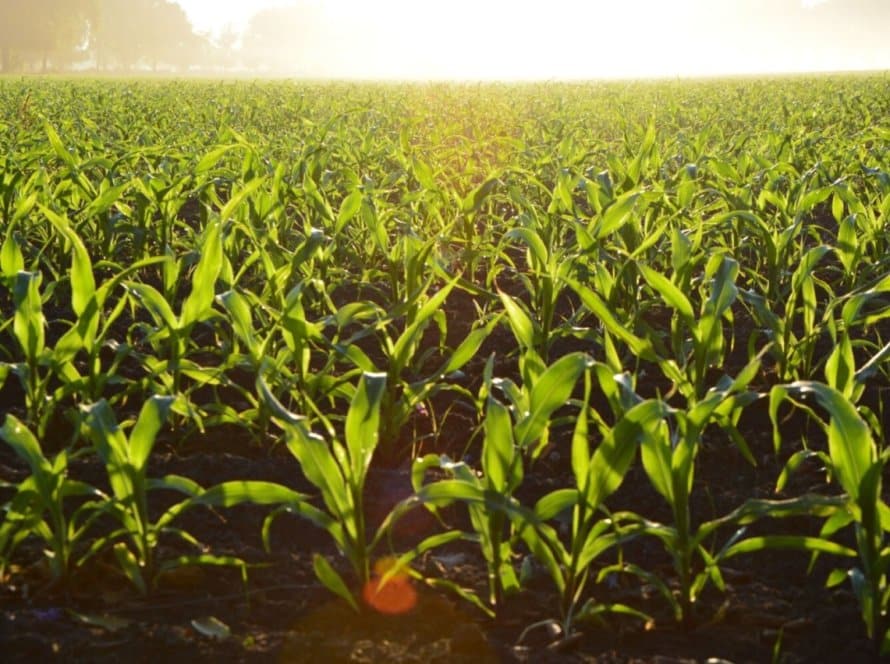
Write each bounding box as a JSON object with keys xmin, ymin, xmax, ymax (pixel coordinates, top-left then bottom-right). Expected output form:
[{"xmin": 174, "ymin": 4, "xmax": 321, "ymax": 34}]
[
  {"xmin": 0, "ymin": 0, "xmax": 210, "ymax": 73},
  {"xmin": 0, "ymin": 0, "xmax": 322, "ymax": 74},
  {"xmin": 0, "ymin": 0, "xmax": 887, "ymax": 76}
]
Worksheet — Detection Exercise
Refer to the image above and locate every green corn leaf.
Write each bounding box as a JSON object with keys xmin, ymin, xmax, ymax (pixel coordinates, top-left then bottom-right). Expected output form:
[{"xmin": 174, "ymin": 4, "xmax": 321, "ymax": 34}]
[
  {"xmin": 113, "ymin": 543, "xmax": 146, "ymax": 595},
  {"xmin": 723, "ymin": 535, "xmax": 856, "ymax": 559},
  {"xmin": 83, "ymin": 182, "xmax": 129, "ymax": 219},
  {"xmin": 256, "ymin": 371, "xmax": 303, "ymax": 426},
  {"xmin": 482, "ymin": 396, "xmax": 518, "ymax": 493},
  {"xmin": 533, "ymin": 488, "xmax": 578, "ymax": 520},
  {"xmin": 835, "ymin": 215, "xmax": 859, "ymax": 273},
  {"xmin": 518, "ymin": 524, "xmax": 567, "ymax": 594},
  {"xmin": 313, "ymin": 554, "xmax": 358, "ymax": 611},
  {"xmin": 11, "ymin": 192, "xmax": 38, "ymax": 224},
  {"xmin": 640, "ymin": 418, "xmax": 673, "ymax": 504},
  {"xmin": 0, "ymin": 415, "xmax": 52, "ymax": 485},
  {"xmin": 125, "ymin": 282, "xmax": 178, "ymax": 331},
  {"xmin": 785, "ymin": 382, "xmax": 875, "ymax": 499},
  {"xmin": 45, "ymin": 122, "xmax": 77, "ymax": 169},
  {"xmin": 411, "ymin": 157, "xmax": 436, "ymax": 190},
  {"xmin": 571, "ymin": 373, "xmax": 592, "ymax": 486},
  {"xmin": 390, "ymin": 279, "xmax": 456, "ymax": 374},
  {"xmin": 180, "ymin": 220, "xmax": 223, "ymax": 328},
  {"xmin": 336, "ymin": 189, "xmax": 363, "ymax": 233},
  {"xmin": 422, "ymin": 577, "xmax": 495, "ymax": 618},
  {"xmin": 461, "ymin": 176, "xmax": 499, "ymax": 213},
  {"xmin": 82, "ymin": 400, "xmax": 137, "ymax": 504},
  {"xmin": 638, "ymin": 264, "xmax": 695, "ymax": 322},
  {"xmin": 589, "ymin": 399, "xmax": 665, "ymax": 509},
  {"xmin": 12, "ymin": 271, "xmax": 45, "ymax": 361},
  {"xmin": 129, "ymin": 396, "xmax": 174, "ymax": 473},
  {"xmin": 498, "ymin": 291, "xmax": 535, "ymax": 350},
  {"xmin": 219, "ymin": 176, "xmax": 265, "ymax": 221},
  {"xmin": 570, "ymin": 281, "xmax": 656, "ymax": 361},
  {"xmin": 824, "ymin": 334, "xmax": 856, "ymax": 398},
  {"xmin": 796, "ymin": 186, "xmax": 832, "ymax": 214},
  {"xmin": 514, "ymin": 352, "xmax": 589, "ymax": 453},
  {"xmin": 344, "ymin": 372, "xmax": 386, "ymax": 485},
  {"xmin": 195, "ymin": 143, "xmax": 241, "ymax": 174},
  {"xmin": 791, "ymin": 245, "xmax": 829, "ymax": 292},
  {"xmin": 284, "ymin": 421, "xmax": 350, "ymax": 521},
  {"xmin": 505, "ymin": 227, "xmax": 549, "ymax": 268},
  {"xmin": 595, "ymin": 191, "xmax": 639, "ymax": 239},
  {"xmin": 707, "ymin": 255, "xmax": 739, "ymax": 316},
  {"xmin": 440, "ymin": 324, "xmax": 494, "ymax": 376},
  {"xmin": 1, "ymin": 228, "xmax": 23, "ymax": 278},
  {"xmin": 218, "ymin": 289, "xmax": 258, "ymax": 356}
]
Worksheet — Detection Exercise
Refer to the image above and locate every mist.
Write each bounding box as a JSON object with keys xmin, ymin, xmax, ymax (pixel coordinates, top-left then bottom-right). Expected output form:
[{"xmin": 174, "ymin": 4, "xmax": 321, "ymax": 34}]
[{"xmin": 1, "ymin": 0, "xmax": 888, "ymax": 78}]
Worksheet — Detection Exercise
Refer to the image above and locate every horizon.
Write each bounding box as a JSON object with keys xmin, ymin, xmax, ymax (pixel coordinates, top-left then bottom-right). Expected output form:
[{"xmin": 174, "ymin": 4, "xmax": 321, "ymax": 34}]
[{"xmin": 2, "ymin": 0, "xmax": 889, "ymax": 80}]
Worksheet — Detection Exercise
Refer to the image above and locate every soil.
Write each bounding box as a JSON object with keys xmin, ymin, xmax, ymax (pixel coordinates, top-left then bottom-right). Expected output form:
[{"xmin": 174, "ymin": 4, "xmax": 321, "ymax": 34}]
[
  {"xmin": 1, "ymin": 390, "xmax": 887, "ymax": 664},
  {"xmin": 2, "ymin": 286, "xmax": 889, "ymax": 663}
]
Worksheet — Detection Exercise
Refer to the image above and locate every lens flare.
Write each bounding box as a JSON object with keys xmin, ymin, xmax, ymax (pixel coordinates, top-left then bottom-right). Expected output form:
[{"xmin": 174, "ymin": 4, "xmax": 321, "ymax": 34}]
[{"xmin": 361, "ymin": 557, "xmax": 418, "ymax": 615}]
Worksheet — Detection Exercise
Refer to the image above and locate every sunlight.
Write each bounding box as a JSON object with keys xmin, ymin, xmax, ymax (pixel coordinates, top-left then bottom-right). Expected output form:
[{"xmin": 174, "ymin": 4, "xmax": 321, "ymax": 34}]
[
  {"xmin": 169, "ymin": 0, "xmax": 889, "ymax": 79},
  {"xmin": 19, "ymin": 0, "xmax": 886, "ymax": 79}
]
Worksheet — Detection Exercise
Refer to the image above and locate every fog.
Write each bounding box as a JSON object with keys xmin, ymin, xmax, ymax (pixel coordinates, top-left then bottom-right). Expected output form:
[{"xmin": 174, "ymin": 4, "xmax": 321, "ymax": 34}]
[{"xmin": 1, "ymin": 0, "xmax": 888, "ymax": 78}]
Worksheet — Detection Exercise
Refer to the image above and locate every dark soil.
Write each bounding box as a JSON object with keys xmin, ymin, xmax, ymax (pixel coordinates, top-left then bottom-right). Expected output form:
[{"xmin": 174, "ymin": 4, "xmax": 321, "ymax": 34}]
[
  {"xmin": 2, "ymin": 277, "xmax": 888, "ymax": 662},
  {"xmin": 0, "ymin": 399, "xmax": 886, "ymax": 664}
]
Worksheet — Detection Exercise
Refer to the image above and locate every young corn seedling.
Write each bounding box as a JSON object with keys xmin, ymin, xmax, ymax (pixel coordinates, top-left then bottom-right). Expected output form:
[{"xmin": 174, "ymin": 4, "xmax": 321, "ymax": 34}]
[
  {"xmin": 411, "ymin": 392, "xmax": 525, "ymax": 612},
  {"xmin": 638, "ymin": 253, "xmax": 743, "ymax": 404},
  {"xmin": 412, "ymin": 352, "xmax": 590, "ymax": 612},
  {"xmin": 617, "ymin": 357, "xmax": 762, "ymax": 628},
  {"xmin": 514, "ymin": 372, "xmax": 659, "ymax": 643},
  {"xmin": 124, "ymin": 218, "xmax": 224, "ymax": 424},
  {"xmin": 82, "ymin": 396, "xmax": 300, "ymax": 594},
  {"xmin": 495, "ymin": 293, "xmax": 592, "ymax": 461},
  {"xmin": 0, "ymin": 415, "xmax": 106, "ymax": 587},
  {"xmin": 3, "ymin": 270, "xmax": 51, "ymax": 435},
  {"xmin": 770, "ymin": 382, "xmax": 890, "ymax": 654},
  {"xmin": 740, "ymin": 244, "xmax": 834, "ymax": 381},
  {"xmin": 261, "ymin": 372, "xmax": 458, "ymax": 611},
  {"xmin": 338, "ymin": 275, "xmax": 494, "ymax": 463},
  {"xmin": 498, "ymin": 220, "xmax": 581, "ymax": 362}
]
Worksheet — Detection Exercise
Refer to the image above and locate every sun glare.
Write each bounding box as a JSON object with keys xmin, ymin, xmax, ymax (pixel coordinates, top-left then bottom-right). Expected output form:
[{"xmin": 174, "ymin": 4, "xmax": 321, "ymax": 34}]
[{"xmin": 0, "ymin": 0, "xmax": 860, "ymax": 78}]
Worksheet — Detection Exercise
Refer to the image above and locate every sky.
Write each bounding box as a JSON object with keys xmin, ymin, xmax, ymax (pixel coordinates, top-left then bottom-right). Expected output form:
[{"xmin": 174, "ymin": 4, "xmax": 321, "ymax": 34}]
[
  {"xmin": 175, "ymin": 0, "xmax": 890, "ymax": 79},
  {"xmin": 177, "ymin": 0, "xmax": 295, "ymax": 36}
]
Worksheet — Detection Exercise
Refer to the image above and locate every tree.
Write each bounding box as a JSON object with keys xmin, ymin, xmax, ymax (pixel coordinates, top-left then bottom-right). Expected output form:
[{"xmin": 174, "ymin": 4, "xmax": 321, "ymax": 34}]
[
  {"xmin": 93, "ymin": 0, "xmax": 200, "ymax": 71},
  {"xmin": 242, "ymin": 4, "xmax": 323, "ymax": 74},
  {"xmin": 0, "ymin": 0, "xmax": 93, "ymax": 72}
]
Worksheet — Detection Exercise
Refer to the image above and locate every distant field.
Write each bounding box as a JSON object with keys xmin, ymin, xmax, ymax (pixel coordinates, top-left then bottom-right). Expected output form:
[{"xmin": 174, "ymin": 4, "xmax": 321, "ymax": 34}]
[{"xmin": 2, "ymin": 76, "xmax": 890, "ymax": 661}]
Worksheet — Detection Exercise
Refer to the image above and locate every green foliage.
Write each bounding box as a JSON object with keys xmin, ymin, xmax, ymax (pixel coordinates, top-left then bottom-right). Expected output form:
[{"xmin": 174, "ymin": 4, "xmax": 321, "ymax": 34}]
[{"xmin": 1, "ymin": 77, "xmax": 890, "ymax": 649}]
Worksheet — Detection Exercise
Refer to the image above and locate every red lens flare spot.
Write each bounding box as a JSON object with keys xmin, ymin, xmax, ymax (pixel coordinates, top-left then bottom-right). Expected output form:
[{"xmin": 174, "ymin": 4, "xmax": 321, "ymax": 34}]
[{"xmin": 361, "ymin": 557, "xmax": 418, "ymax": 615}]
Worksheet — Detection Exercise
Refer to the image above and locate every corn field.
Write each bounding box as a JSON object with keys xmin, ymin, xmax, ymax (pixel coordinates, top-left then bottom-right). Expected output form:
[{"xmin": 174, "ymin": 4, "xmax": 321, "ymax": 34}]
[{"xmin": 2, "ymin": 76, "xmax": 890, "ymax": 661}]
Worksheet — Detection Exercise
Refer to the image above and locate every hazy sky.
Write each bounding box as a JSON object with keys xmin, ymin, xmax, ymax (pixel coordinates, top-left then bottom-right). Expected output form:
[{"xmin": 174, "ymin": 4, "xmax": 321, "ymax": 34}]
[
  {"xmin": 176, "ymin": 0, "xmax": 889, "ymax": 79},
  {"xmin": 177, "ymin": 0, "xmax": 295, "ymax": 35}
]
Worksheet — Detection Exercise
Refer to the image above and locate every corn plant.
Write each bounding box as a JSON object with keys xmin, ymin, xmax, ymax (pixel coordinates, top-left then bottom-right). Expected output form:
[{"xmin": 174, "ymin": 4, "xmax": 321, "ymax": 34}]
[
  {"xmin": 0, "ymin": 415, "xmax": 105, "ymax": 586},
  {"xmin": 637, "ymin": 253, "xmax": 742, "ymax": 403},
  {"xmin": 81, "ymin": 397, "xmax": 301, "ymax": 594},
  {"xmin": 338, "ymin": 277, "xmax": 494, "ymax": 462},
  {"xmin": 619, "ymin": 357, "xmax": 761, "ymax": 627},
  {"xmin": 514, "ymin": 373, "xmax": 658, "ymax": 642},
  {"xmin": 495, "ymin": 299, "xmax": 592, "ymax": 460},
  {"xmin": 124, "ymin": 218, "xmax": 224, "ymax": 423},
  {"xmin": 260, "ymin": 372, "xmax": 457, "ymax": 611},
  {"xmin": 740, "ymin": 244, "xmax": 834, "ymax": 381},
  {"xmin": 3, "ymin": 270, "xmax": 51, "ymax": 434},
  {"xmin": 412, "ymin": 352, "xmax": 590, "ymax": 611},
  {"xmin": 771, "ymin": 382, "xmax": 890, "ymax": 653},
  {"xmin": 497, "ymin": 222, "xmax": 580, "ymax": 361}
]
